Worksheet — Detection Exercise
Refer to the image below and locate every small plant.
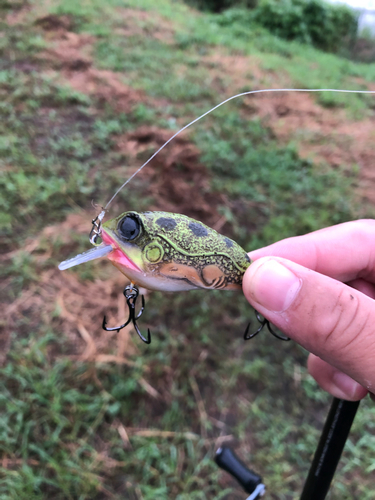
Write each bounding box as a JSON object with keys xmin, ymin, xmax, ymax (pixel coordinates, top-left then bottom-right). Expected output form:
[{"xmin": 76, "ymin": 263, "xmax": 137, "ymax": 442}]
[
  {"xmin": 184, "ymin": 0, "xmax": 257, "ymax": 13},
  {"xmin": 253, "ymin": 0, "xmax": 358, "ymax": 54}
]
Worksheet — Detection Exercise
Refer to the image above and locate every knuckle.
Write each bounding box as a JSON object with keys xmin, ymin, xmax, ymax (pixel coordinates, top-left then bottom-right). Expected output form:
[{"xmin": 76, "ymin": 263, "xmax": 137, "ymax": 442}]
[
  {"xmin": 312, "ymin": 288, "xmax": 366, "ymax": 354},
  {"xmin": 352, "ymin": 219, "xmax": 375, "ymax": 233},
  {"xmin": 349, "ymin": 220, "xmax": 375, "ymax": 255}
]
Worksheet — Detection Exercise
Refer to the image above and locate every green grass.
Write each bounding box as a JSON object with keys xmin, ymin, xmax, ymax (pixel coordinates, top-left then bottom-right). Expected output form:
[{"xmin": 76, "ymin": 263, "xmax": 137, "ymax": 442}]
[
  {"xmin": 192, "ymin": 110, "xmax": 356, "ymax": 247},
  {"xmin": 45, "ymin": 0, "xmax": 375, "ymax": 114},
  {"xmin": 1, "ymin": 0, "xmax": 375, "ymax": 498},
  {"xmin": 0, "ymin": 65, "xmax": 148, "ymax": 245}
]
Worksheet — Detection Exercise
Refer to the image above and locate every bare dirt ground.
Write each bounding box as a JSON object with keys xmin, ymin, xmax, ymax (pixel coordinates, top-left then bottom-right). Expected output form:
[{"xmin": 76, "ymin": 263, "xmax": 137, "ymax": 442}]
[
  {"xmin": 37, "ymin": 14, "xmax": 147, "ymax": 111},
  {"xmin": 2, "ymin": 213, "xmax": 139, "ymax": 365},
  {"xmin": 35, "ymin": 12, "xmax": 375, "ymax": 206},
  {"xmin": 203, "ymin": 50, "xmax": 375, "ymax": 203},
  {"xmin": 243, "ymin": 91, "xmax": 375, "ymax": 203},
  {"xmin": 113, "ymin": 7, "xmax": 176, "ymax": 43}
]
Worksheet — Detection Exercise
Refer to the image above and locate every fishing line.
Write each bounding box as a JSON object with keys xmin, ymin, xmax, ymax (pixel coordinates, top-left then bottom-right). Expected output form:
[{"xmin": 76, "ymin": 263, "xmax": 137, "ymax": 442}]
[{"xmin": 104, "ymin": 87, "xmax": 375, "ymax": 210}]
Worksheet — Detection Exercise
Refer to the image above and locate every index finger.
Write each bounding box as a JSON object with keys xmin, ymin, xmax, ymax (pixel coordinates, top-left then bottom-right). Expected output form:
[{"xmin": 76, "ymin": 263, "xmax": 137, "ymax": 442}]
[{"xmin": 248, "ymin": 219, "xmax": 375, "ymax": 283}]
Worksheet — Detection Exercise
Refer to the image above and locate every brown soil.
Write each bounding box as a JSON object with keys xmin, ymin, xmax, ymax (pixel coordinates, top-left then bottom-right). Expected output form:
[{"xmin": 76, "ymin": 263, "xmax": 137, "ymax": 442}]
[
  {"xmin": 35, "ymin": 13, "xmax": 75, "ymax": 32},
  {"xmin": 113, "ymin": 7, "xmax": 176, "ymax": 44},
  {"xmin": 241, "ymin": 90, "xmax": 375, "ymax": 203},
  {"xmin": 201, "ymin": 50, "xmax": 375, "ymax": 205},
  {"xmin": 116, "ymin": 126, "xmax": 223, "ymax": 225},
  {"xmin": 37, "ymin": 15, "xmax": 153, "ymax": 113},
  {"xmin": 5, "ymin": 3, "xmax": 31, "ymax": 25},
  {"xmin": 39, "ymin": 31, "xmax": 94, "ymax": 71},
  {"xmin": 2, "ymin": 214, "xmax": 140, "ymax": 366},
  {"xmin": 203, "ymin": 52, "xmax": 280, "ymax": 94},
  {"xmin": 64, "ymin": 66, "xmax": 146, "ymax": 112}
]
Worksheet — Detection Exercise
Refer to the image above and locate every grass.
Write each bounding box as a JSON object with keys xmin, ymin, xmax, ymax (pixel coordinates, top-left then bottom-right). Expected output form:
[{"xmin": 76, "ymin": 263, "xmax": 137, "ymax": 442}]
[
  {"xmin": 1, "ymin": 0, "xmax": 375, "ymax": 498},
  {"xmin": 45, "ymin": 0, "xmax": 375, "ymax": 115},
  {"xmin": 192, "ymin": 110, "xmax": 356, "ymax": 247}
]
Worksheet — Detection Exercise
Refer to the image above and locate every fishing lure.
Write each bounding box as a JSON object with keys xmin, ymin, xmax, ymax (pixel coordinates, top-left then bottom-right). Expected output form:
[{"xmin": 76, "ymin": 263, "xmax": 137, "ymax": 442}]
[
  {"xmin": 58, "ymin": 88, "xmax": 375, "ymax": 344},
  {"xmin": 59, "ymin": 209, "xmax": 280, "ymax": 343}
]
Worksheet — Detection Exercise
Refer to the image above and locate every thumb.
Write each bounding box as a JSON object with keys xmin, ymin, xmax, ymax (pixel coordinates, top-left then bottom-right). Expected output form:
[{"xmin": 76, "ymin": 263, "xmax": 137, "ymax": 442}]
[{"xmin": 243, "ymin": 257, "xmax": 375, "ymax": 396}]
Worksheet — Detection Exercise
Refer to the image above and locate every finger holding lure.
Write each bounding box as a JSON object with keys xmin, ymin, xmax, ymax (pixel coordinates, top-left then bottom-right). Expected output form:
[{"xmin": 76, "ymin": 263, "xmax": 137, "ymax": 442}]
[{"xmin": 58, "ymin": 87, "xmax": 375, "ymax": 344}]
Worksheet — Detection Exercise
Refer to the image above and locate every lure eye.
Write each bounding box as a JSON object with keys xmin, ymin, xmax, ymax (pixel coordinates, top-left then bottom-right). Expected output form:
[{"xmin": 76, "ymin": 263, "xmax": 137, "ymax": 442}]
[{"xmin": 118, "ymin": 215, "xmax": 141, "ymax": 241}]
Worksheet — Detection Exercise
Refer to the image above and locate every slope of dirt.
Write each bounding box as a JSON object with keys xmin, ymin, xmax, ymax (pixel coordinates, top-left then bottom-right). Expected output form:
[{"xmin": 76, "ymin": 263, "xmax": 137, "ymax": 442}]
[
  {"xmin": 203, "ymin": 52, "xmax": 375, "ymax": 204},
  {"xmin": 241, "ymin": 91, "xmax": 375, "ymax": 203},
  {"xmin": 36, "ymin": 16, "xmax": 146, "ymax": 111},
  {"xmin": 114, "ymin": 7, "xmax": 176, "ymax": 43},
  {"xmin": 2, "ymin": 214, "xmax": 140, "ymax": 366},
  {"xmin": 35, "ymin": 12, "xmax": 375, "ymax": 208},
  {"xmin": 116, "ymin": 126, "xmax": 223, "ymax": 225},
  {"xmin": 203, "ymin": 51, "xmax": 277, "ymax": 93}
]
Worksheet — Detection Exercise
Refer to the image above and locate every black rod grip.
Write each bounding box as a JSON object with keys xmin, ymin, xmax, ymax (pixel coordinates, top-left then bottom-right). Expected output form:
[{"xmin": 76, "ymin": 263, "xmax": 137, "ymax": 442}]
[
  {"xmin": 215, "ymin": 446, "xmax": 262, "ymax": 494},
  {"xmin": 300, "ymin": 397, "xmax": 360, "ymax": 500}
]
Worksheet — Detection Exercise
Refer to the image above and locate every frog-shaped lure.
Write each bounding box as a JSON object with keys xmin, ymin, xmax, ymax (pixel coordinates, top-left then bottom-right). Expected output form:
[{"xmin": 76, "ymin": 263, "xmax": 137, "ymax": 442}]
[
  {"xmin": 102, "ymin": 211, "xmax": 250, "ymax": 291},
  {"xmin": 59, "ymin": 211, "xmax": 286, "ymax": 343}
]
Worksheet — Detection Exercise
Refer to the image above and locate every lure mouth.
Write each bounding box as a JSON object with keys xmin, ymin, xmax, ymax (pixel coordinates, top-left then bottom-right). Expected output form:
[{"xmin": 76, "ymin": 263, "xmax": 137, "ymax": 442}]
[
  {"xmin": 58, "ymin": 244, "xmax": 113, "ymax": 271},
  {"xmin": 101, "ymin": 230, "xmax": 142, "ymax": 272}
]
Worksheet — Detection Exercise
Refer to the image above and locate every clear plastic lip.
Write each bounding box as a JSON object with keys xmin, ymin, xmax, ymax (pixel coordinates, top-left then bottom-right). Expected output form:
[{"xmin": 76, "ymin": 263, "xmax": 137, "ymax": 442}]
[{"xmin": 58, "ymin": 244, "xmax": 113, "ymax": 271}]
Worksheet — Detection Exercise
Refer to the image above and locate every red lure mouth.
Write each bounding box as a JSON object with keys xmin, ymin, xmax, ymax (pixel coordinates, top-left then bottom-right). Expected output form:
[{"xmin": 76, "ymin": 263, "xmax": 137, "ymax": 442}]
[{"xmin": 101, "ymin": 231, "xmax": 142, "ymax": 272}]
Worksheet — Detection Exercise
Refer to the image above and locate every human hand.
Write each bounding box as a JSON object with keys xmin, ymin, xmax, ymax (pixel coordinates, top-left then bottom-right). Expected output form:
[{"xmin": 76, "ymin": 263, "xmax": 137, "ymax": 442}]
[{"xmin": 242, "ymin": 220, "xmax": 375, "ymax": 402}]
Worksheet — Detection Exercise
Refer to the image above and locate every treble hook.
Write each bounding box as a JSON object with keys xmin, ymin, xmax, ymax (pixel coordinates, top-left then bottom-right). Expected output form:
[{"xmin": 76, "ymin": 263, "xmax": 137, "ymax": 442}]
[
  {"xmin": 244, "ymin": 310, "xmax": 290, "ymax": 341},
  {"xmin": 102, "ymin": 284, "xmax": 151, "ymax": 344}
]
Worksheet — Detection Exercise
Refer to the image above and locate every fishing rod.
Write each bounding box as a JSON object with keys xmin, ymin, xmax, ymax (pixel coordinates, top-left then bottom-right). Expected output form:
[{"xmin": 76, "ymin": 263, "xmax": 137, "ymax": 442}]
[{"xmin": 215, "ymin": 397, "xmax": 360, "ymax": 499}]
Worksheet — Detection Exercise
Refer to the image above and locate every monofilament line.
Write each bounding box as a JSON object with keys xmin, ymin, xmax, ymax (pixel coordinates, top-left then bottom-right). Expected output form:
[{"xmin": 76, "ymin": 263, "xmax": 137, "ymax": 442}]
[{"xmin": 104, "ymin": 87, "xmax": 375, "ymax": 210}]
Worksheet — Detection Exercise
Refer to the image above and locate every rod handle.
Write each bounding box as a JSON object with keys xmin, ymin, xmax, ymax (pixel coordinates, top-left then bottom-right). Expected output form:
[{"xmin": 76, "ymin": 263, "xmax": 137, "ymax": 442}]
[{"xmin": 215, "ymin": 446, "xmax": 264, "ymax": 497}]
